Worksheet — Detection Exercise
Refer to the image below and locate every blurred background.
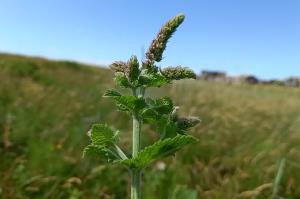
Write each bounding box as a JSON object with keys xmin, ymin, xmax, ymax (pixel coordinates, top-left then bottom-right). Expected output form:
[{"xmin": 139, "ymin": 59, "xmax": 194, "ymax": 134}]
[{"xmin": 1, "ymin": 1, "xmax": 300, "ymax": 199}]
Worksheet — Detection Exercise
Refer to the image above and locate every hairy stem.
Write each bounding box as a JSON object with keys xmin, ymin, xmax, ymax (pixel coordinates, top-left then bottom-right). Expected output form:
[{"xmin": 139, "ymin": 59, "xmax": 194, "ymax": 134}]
[
  {"xmin": 131, "ymin": 168, "xmax": 141, "ymax": 199},
  {"xmin": 132, "ymin": 114, "xmax": 141, "ymax": 157},
  {"xmin": 131, "ymin": 88, "xmax": 143, "ymax": 199}
]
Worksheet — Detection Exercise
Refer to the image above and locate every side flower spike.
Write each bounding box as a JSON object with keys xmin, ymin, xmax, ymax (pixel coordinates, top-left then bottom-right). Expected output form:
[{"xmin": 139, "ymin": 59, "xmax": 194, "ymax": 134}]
[{"xmin": 161, "ymin": 66, "xmax": 196, "ymax": 80}]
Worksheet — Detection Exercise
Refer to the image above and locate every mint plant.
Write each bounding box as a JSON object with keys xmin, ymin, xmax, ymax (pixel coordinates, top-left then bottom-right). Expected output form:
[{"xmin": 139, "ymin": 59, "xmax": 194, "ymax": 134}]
[{"xmin": 84, "ymin": 13, "xmax": 199, "ymax": 199}]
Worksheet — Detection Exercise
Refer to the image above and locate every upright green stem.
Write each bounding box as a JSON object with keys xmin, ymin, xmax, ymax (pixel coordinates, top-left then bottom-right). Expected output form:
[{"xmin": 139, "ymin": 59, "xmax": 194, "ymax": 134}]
[
  {"xmin": 131, "ymin": 165, "xmax": 141, "ymax": 199},
  {"xmin": 132, "ymin": 114, "xmax": 141, "ymax": 157},
  {"xmin": 131, "ymin": 88, "xmax": 143, "ymax": 199}
]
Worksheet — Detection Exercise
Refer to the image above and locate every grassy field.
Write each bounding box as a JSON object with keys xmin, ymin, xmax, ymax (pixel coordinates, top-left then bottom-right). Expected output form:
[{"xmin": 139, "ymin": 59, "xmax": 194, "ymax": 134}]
[{"xmin": 1, "ymin": 53, "xmax": 300, "ymax": 199}]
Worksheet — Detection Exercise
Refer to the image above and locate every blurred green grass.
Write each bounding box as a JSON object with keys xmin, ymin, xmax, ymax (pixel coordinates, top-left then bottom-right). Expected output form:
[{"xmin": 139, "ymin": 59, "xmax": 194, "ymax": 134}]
[{"xmin": 1, "ymin": 53, "xmax": 300, "ymax": 199}]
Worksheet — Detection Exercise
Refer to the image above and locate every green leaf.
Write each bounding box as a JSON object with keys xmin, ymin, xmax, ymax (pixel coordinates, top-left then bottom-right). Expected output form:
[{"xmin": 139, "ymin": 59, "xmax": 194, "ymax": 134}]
[
  {"xmin": 142, "ymin": 97, "xmax": 173, "ymax": 123},
  {"xmin": 83, "ymin": 124, "xmax": 127, "ymax": 162},
  {"xmin": 104, "ymin": 89, "xmax": 147, "ymax": 113},
  {"xmin": 83, "ymin": 145, "xmax": 118, "ymax": 162},
  {"xmin": 89, "ymin": 124, "xmax": 118, "ymax": 147},
  {"xmin": 161, "ymin": 118, "xmax": 178, "ymax": 138},
  {"xmin": 104, "ymin": 94, "xmax": 147, "ymax": 113},
  {"xmin": 139, "ymin": 72, "xmax": 169, "ymax": 87},
  {"xmin": 116, "ymin": 96, "xmax": 146, "ymax": 113},
  {"xmin": 152, "ymin": 97, "xmax": 173, "ymax": 114},
  {"xmin": 121, "ymin": 135, "xmax": 197, "ymax": 169},
  {"xmin": 114, "ymin": 72, "xmax": 132, "ymax": 88},
  {"xmin": 142, "ymin": 108, "xmax": 159, "ymax": 123}
]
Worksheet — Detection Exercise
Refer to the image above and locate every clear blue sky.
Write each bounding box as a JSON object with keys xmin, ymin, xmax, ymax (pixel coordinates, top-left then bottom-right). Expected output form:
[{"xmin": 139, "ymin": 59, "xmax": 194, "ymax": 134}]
[{"xmin": 1, "ymin": 0, "xmax": 299, "ymax": 79}]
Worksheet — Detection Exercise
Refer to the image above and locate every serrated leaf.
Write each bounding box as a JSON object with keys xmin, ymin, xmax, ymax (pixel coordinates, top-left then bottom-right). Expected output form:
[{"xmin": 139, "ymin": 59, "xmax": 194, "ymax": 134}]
[
  {"xmin": 84, "ymin": 124, "xmax": 127, "ymax": 162},
  {"xmin": 121, "ymin": 135, "xmax": 197, "ymax": 169},
  {"xmin": 152, "ymin": 97, "xmax": 173, "ymax": 114},
  {"xmin": 139, "ymin": 72, "xmax": 169, "ymax": 87},
  {"xmin": 142, "ymin": 108, "xmax": 159, "ymax": 123},
  {"xmin": 142, "ymin": 97, "xmax": 173, "ymax": 124},
  {"xmin": 114, "ymin": 72, "xmax": 132, "ymax": 88},
  {"xmin": 104, "ymin": 89, "xmax": 147, "ymax": 113},
  {"xmin": 115, "ymin": 96, "xmax": 147, "ymax": 113},
  {"xmin": 90, "ymin": 124, "xmax": 118, "ymax": 147},
  {"xmin": 83, "ymin": 145, "xmax": 117, "ymax": 162}
]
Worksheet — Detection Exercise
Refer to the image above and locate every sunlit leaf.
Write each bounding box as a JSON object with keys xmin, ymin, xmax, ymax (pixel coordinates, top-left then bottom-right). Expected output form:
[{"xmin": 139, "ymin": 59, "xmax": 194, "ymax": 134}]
[
  {"xmin": 89, "ymin": 124, "xmax": 118, "ymax": 147},
  {"xmin": 114, "ymin": 72, "xmax": 132, "ymax": 88},
  {"xmin": 83, "ymin": 124, "xmax": 127, "ymax": 162},
  {"xmin": 83, "ymin": 145, "xmax": 118, "ymax": 162},
  {"xmin": 121, "ymin": 135, "xmax": 197, "ymax": 169},
  {"xmin": 138, "ymin": 72, "xmax": 169, "ymax": 87}
]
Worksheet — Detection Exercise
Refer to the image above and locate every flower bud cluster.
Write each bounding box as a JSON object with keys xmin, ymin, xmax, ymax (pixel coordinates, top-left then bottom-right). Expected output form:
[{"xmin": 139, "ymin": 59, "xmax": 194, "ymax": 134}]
[
  {"xmin": 110, "ymin": 55, "xmax": 140, "ymax": 82},
  {"xmin": 177, "ymin": 116, "xmax": 200, "ymax": 130},
  {"xmin": 161, "ymin": 66, "xmax": 196, "ymax": 80}
]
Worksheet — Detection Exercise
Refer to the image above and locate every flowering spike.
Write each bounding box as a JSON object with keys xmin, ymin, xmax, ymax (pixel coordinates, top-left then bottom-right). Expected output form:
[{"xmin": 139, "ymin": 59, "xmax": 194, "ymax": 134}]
[
  {"xmin": 161, "ymin": 66, "xmax": 196, "ymax": 80},
  {"xmin": 145, "ymin": 13, "xmax": 185, "ymax": 65},
  {"xmin": 110, "ymin": 55, "xmax": 140, "ymax": 83},
  {"xmin": 128, "ymin": 55, "xmax": 140, "ymax": 81},
  {"xmin": 110, "ymin": 61, "xmax": 129, "ymax": 74}
]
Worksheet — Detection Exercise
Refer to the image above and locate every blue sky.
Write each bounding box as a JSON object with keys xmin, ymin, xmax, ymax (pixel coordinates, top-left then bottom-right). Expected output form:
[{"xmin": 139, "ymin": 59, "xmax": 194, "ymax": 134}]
[{"xmin": 0, "ymin": 0, "xmax": 299, "ymax": 79}]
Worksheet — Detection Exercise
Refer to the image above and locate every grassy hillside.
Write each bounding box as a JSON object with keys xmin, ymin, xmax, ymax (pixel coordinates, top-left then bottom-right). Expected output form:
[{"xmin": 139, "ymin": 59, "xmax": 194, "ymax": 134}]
[{"xmin": 1, "ymin": 53, "xmax": 300, "ymax": 199}]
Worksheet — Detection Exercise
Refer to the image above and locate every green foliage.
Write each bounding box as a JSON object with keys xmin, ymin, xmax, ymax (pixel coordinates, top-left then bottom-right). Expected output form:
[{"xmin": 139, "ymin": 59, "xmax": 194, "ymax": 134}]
[
  {"xmin": 141, "ymin": 96, "xmax": 173, "ymax": 123},
  {"xmin": 115, "ymin": 96, "xmax": 146, "ymax": 113},
  {"xmin": 149, "ymin": 97, "xmax": 174, "ymax": 114},
  {"xmin": 88, "ymin": 124, "xmax": 118, "ymax": 147},
  {"xmin": 138, "ymin": 71, "xmax": 169, "ymax": 88},
  {"xmin": 84, "ymin": 145, "xmax": 118, "ymax": 162},
  {"xmin": 84, "ymin": 124, "xmax": 125, "ymax": 162},
  {"xmin": 114, "ymin": 72, "xmax": 132, "ymax": 88},
  {"xmin": 83, "ymin": 13, "xmax": 198, "ymax": 199},
  {"xmin": 121, "ymin": 135, "xmax": 197, "ymax": 169},
  {"xmin": 104, "ymin": 90, "xmax": 147, "ymax": 113},
  {"xmin": 95, "ymin": 13, "xmax": 198, "ymax": 170},
  {"xmin": 142, "ymin": 102, "xmax": 200, "ymax": 138}
]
